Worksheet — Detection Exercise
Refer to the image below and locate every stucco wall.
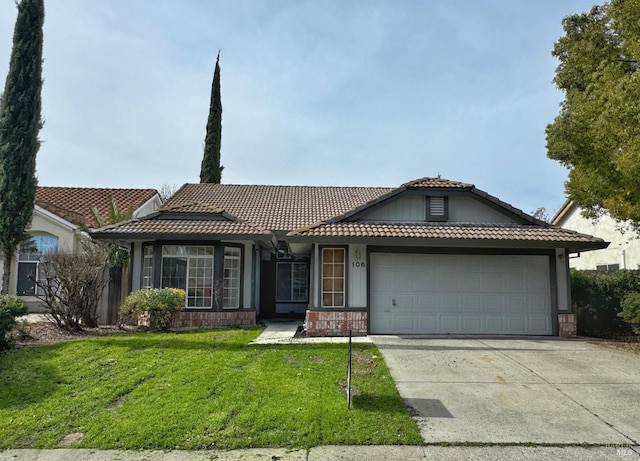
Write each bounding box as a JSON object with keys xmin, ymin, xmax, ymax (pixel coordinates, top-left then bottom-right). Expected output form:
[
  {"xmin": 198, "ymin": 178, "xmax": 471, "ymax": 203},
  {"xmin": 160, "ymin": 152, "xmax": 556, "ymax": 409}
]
[
  {"xmin": 1, "ymin": 208, "xmax": 79, "ymax": 299},
  {"xmin": 559, "ymin": 207, "xmax": 640, "ymax": 270}
]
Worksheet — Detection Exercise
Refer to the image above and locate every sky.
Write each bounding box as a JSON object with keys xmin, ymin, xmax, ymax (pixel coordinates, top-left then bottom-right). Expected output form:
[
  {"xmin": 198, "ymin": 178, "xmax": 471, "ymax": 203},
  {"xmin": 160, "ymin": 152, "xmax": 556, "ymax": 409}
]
[{"xmin": 0, "ymin": 0, "xmax": 598, "ymax": 216}]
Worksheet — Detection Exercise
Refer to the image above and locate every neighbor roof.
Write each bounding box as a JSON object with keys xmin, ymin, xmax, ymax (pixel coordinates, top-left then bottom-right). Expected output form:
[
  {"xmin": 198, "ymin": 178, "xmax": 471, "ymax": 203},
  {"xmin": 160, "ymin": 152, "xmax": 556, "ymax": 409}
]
[{"xmin": 35, "ymin": 187, "xmax": 159, "ymax": 228}]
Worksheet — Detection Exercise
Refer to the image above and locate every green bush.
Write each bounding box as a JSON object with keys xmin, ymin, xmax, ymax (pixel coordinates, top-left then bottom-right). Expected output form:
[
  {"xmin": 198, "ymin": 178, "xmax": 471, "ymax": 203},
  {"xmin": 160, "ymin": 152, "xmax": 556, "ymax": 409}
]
[
  {"xmin": 620, "ymin": 292, "xmax": 640, "ymax": 334},
  {"xmin": 570, "ymin": 270, "xmax": 640, "ymax": 335},
  {"xmin": 119, "ymin": 288, "xmax": 185, "ymax": 331},
  {"xmin": 0, "ymin": 295, "xmax": 29, "ymax": 350}
]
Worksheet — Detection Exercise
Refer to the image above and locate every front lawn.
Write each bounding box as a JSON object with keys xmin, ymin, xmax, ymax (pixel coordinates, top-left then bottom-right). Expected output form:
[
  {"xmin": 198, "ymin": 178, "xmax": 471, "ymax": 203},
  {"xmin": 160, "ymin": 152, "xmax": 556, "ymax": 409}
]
[{"xmin": 0, "ymin": 328, "xmax": 422, "ymax": 449}]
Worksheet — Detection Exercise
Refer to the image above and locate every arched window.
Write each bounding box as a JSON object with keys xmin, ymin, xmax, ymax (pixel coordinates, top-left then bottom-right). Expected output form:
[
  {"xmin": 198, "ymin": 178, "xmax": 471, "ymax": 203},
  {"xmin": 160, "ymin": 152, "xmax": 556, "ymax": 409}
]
[{"xmin": 17, "ymin": 235, "xmax": 58, "ymax": 296}]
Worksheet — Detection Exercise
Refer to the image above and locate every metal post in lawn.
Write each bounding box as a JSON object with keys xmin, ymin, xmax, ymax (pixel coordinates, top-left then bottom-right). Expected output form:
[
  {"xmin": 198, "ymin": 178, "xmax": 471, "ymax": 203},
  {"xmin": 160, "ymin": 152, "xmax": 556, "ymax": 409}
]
[{"xmin": 347, "ymin": 329, "xmax": 352, "ymax": 410}]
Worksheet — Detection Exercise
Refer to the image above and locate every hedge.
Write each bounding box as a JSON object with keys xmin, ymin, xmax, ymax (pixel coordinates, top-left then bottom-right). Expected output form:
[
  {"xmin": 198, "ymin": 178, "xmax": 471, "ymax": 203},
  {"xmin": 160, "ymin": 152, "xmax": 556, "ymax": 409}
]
[{"xmin": 570, "ymin": 269, "xmax": 640, "ymax": 336}]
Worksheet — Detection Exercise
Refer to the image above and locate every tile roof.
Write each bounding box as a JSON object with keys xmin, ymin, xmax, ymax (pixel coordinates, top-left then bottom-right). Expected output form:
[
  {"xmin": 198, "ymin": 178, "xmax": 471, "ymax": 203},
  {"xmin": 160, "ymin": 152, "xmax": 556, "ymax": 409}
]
[
  {"xmin": 288, "ymin": 222, "xmax": 606, "ymax": 248},
  {"xmin": 93, "ymin": 218, "xmax": 272, "ymax": 239},
  {"xmin": 403, "ymin": 177, "xmax": 473, "ymax": 188},
  {"xmin": 162, "ymin": 184, "xmax": 393, "ymax": 231},
  {"xmin": 35, "ymin": 187, "xmax": 159, "ymax": 228}
]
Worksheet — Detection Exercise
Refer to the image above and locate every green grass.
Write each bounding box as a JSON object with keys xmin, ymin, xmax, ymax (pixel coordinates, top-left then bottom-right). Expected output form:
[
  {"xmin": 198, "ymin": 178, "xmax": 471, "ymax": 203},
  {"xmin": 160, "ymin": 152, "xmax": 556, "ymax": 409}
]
[{"xmin": 0, "ymin": 329, "xmax": 422, "ymax": 449}]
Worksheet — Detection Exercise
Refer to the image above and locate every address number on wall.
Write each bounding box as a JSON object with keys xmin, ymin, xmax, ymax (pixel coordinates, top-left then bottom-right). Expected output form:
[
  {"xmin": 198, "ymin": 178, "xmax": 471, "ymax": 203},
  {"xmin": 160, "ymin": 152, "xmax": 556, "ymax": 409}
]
[{"xmin": 352, "ymin": 261, "xmax": 366, "ymax": 268}]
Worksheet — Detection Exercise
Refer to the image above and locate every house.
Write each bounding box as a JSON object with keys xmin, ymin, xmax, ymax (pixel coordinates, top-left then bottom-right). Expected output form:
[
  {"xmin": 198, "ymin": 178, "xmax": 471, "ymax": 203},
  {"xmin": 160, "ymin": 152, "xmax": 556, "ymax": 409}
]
[
  {"xmin": 91, "ymin": 177, "xmax": 607, "ymax": 337},
  {"xmin": 552, "ymin": 200, "xmax": 639, "ymax": 271},
  {"xmin": 0, "ymin": 187, "xmax": 162, "ymax": 323}
]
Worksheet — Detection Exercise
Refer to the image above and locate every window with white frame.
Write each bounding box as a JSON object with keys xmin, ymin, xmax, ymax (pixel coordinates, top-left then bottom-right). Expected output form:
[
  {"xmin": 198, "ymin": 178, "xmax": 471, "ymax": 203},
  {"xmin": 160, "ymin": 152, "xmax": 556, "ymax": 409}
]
[
  {"xmin": 161, "ymin": 245, "xmax": 214, "ymax": 308},
  {"xmin": 142, "ymin": 245, "xmax": 154, "ymax": 289},
  {"xmin": 17, "ymin": 235, "xmax": 58, "ymax": 296},
  {"xmin": 321, "ymin": 248, "xmax": 345, "ymax": 307},
  {"xmin": 223, "ymin": 247, "xmax": 241, "ymax": 309}
]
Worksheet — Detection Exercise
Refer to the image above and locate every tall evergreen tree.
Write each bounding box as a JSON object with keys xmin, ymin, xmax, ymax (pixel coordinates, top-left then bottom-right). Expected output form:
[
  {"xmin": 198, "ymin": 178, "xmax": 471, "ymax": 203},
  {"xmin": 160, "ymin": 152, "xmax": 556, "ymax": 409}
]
[
  {"xmin": 200, "ymin": 51, "xmax": 223, "ymax": 183},
  {"xmin": 0, "ymin": 0, "xmax": 45, "ymax": 294}
]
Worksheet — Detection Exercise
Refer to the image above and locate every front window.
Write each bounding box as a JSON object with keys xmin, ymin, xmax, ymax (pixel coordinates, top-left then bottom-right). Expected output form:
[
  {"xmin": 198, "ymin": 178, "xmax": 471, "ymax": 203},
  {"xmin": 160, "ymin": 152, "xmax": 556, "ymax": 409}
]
[
  {"xmin": 142, "ymin": 245, "xmax": 154, "ymax": 289},
  {"xmin": 321, "ymin": 248, "xmax": 345, "ymax": 307},
  {"xmin": 17, "ymin": 235, "xmax": 58, "ymax": 296},
  {"xmin": 161, "ymin": 245, "xmax": 214, "ymax": 308},
  {"xmin": 223, "ymin": 247, "xmax": 241, "ymax": 309},
  {"xmin": 277, "ymin": 262, "xmax": 309, "ymax": 302}
]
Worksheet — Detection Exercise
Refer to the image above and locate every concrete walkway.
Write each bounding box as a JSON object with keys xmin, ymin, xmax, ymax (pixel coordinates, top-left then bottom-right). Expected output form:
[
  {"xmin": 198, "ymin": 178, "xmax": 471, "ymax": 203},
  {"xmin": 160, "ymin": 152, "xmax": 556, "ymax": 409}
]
[
  {"xmin": 251, "ymin": 320, "xmax": 371, "ymax": 344},
  {"xmin": 1, "ymin": 445, "xmax": 638, "ymax": 460}
]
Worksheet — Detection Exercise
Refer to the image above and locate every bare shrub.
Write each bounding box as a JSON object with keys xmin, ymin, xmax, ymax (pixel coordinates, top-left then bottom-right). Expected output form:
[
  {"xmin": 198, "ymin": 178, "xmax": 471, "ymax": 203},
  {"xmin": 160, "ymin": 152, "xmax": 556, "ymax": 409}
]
[{"xmin": 35, "ymin": 244, "xmax": 109, "ymax": 330}]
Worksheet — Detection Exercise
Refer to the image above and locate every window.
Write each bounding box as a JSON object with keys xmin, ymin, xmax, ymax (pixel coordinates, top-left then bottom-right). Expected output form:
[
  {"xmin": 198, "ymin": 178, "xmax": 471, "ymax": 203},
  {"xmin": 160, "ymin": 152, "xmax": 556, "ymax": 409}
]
[
  {"xmin": 321, "ymin": 248, "xmax": 345, "ymax": 307},
  {"xmin": 142, "ymin": 246, "xmax": 154, "ymax": 289},
  {"xmin": 161, "ymin": 245, "xmax": 214, "ymax": 308},
  {"xmin": 223, "ymin": 247, "xmax": 241, "ymax": 309},
  {"xmin": 426, "ymin": 196, "xmax": 448, "ymax": 221},
  {"xmin": 17, "ymin": 235, "xmax": 58, "ymax": 296},
  {"xmin": 596, "ymin": 263, "xmax": 619, "ymax": 272},
  {"xmin": 277, "ymin": 262, "xmax": 309, "ymax": 302}
]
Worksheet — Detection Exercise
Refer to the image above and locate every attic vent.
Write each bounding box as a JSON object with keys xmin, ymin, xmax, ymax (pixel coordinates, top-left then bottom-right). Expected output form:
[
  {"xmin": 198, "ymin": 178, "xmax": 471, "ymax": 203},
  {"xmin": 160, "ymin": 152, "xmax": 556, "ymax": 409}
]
[{"xmin": 426, "ymin": 196, "xmax": 448, "ymax": 222}]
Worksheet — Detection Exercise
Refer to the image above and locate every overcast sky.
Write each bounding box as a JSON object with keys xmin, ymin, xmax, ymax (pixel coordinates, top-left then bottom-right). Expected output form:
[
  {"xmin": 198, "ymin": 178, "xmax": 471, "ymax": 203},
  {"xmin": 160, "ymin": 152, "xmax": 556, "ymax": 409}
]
[{"xmin": 0, "ymin": 0, "xmax": 597, "ymax": 216}]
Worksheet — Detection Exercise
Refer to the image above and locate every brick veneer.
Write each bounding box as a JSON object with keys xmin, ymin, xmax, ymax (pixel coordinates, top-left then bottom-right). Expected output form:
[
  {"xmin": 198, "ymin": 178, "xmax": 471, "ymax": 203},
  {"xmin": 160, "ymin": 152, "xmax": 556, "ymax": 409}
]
[
  {"xmin": 305, "ymin": 310, "xmax": 368, "ymax": 336},
  {"xmin": 170, "ymin": 310, "xmax": 256, "ymax": 329},
  {"xmin": 558, "ymin": 313, "xmax": 577, "ymax": 338}
]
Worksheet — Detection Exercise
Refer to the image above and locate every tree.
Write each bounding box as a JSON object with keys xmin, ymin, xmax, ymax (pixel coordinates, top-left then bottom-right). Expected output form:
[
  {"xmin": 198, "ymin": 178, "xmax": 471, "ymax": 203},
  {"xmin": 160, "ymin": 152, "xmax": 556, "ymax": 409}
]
[
  {"xmin": 546, "ymin": 0, "xmax": 640, "ymax": 227},
  {"xmin": 0, "ymin": 0, "xmax": 45, "ymax": 294},
  {"xmin": 86, "ymin": 197, "xmax": 134, "ymax": 267},
  {"xmin": 200, "ymin": 51, "xmax": 223, "ymax": 184}
]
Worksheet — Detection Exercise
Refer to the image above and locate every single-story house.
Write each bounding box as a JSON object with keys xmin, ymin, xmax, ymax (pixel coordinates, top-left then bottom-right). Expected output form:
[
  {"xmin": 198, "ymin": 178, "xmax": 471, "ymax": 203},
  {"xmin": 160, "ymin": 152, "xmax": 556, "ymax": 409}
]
[
  {"xmin": 0, "ymin": 187, "xmax": 162, "ymax": 323},
  {"xmin": 92, "ymin": 177, "xmax": 607, "ymax": 336},
  {"xmin": 552, "ymin": 200, "xmax": 639, "ymax": 271}
]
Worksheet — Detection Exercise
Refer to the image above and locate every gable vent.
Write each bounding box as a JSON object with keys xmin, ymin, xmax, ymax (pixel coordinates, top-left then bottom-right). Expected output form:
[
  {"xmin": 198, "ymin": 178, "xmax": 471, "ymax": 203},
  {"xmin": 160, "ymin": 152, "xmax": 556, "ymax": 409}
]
[
  {"xmin": 430, "ymin": 197, "xmax": 445, "ymax": 216},
  {"xmin": 427, "ymin": 196, "xmax": 448, "ymax": 221}
]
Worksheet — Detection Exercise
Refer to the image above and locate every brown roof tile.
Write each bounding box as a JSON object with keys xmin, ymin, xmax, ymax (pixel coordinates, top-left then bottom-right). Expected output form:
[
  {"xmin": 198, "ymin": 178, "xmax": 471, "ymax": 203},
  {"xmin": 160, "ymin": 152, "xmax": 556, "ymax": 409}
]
[
  {"xmin": 403, "ymin": 177, "xmax": 473, "ymax": 189},
  {"xmin": 162, "ymin": 184, "xmax": 393, "ymax": 231},
  {"xmin": 288, "ymin": 222, "xmax": 606, "ymax": 246},
  {"xmin": 93, "ymin": 219, "xmax": 272, "ymax": 239},
  {"xmin": 35, "ymin": 187, "xmax": 159, "ymax": 228}
]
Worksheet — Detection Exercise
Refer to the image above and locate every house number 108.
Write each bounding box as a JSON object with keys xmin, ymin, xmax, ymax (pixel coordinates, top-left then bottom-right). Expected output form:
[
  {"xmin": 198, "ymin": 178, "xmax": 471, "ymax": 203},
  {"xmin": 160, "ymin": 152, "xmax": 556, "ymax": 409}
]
[{"xmin": 352, "ymin": 261, "xmax": 366, "ymax": 268}]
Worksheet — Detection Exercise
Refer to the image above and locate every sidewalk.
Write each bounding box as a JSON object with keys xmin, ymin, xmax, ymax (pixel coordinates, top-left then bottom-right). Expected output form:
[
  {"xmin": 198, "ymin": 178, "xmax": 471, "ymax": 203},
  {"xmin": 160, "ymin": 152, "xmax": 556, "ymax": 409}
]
[{"xmin": 1, "ymin": 445, "xmax": 638, "ymax": 460}]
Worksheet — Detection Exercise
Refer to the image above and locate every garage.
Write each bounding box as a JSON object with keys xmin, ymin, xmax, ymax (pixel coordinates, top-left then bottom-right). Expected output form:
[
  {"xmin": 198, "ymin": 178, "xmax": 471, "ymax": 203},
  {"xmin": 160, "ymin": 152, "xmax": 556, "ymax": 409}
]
[{"xmin": 369, "ymin": 252, "xmax": 552, "ymax": 335}]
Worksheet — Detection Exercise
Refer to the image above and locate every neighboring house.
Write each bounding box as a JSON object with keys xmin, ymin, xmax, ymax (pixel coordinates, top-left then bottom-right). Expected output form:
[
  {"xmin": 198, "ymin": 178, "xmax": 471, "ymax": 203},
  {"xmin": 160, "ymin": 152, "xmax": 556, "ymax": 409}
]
[
  {"xmin": 552, "ymin": 200, "xmax": 640, "ymax": 271},
  {"xmin": 0, "ymin": 187, "xmax": 162, "ymax": 322},
  {"xmin": 92, "ymin": 177, "xmax": 607, "ymax": 336}
]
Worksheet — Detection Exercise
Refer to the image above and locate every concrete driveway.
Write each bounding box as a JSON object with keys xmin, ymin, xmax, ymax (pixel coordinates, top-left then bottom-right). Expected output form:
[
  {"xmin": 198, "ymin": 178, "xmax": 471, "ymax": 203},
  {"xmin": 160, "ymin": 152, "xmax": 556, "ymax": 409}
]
[{"xmin": 372, "ymin": 336, "xmax": 640, "ymax": 446}]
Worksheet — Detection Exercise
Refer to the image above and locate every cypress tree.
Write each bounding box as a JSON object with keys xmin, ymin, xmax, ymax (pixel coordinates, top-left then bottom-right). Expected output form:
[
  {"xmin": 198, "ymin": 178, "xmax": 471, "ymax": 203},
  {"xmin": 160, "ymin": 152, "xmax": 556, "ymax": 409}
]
[
  {"xmin": 0, "ymin": 0, "xmax": 45, "ymax": 294},
  {"xmin": 200, "ymin": 51, "xmax": 223, "ymax": 183}
]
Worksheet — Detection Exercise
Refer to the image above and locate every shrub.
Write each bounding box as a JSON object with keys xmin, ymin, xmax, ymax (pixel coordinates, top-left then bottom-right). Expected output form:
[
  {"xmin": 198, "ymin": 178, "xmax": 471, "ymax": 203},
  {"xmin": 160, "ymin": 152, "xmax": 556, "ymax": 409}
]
[
  {"xmin": 570, "ymin": 270, "xmax": 640, "ymax": 335},
  {"xmin": 0, "ymin": 295, "xmax": 29, "ymax": 350},
  {"xmin": 119, "ymin": 288, "xmax": 185, "ymax": 331},
  {"xmin": 621, "ymin": 292, "xmax": 640, "ymax": 334},
  {"xmin": 35, "ymin": 243, "xmax": 109, "ymax": 330}
]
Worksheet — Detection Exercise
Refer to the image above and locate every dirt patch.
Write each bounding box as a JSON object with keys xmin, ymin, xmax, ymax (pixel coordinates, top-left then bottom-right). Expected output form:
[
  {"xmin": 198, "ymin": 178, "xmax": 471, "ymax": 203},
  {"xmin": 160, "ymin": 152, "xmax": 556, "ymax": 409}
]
[
  {"xmin": 10, "ymin": 321, "xmax": 136, "ymax": 347},
  {"xmin": 60, "ymin": 432, "xmax": 84, "ymax": 447},
  {"xmin": 594, "ymin": 336, "xmax": 640, "ymax": 355}
]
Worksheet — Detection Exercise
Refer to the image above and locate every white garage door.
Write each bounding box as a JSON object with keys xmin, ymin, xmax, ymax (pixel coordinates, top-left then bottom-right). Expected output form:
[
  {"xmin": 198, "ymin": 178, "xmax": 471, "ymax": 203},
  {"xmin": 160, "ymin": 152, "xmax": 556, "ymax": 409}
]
[{"xmin": 370, "ymin": 253, "xmax": 552, "ymax": 335}]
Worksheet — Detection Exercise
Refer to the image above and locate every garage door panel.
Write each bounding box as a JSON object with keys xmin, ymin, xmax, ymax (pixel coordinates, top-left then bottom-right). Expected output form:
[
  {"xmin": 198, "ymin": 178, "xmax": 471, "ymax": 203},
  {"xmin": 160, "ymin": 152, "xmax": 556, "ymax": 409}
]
[
  {"xmin": 370, "ymin": 253, "xmax": 552, "ymax": 335},
  {"xmin": 418, "ymin": 294, "xmax": 437, "ymax": 310},
  {"xmin": 462, "ymin": 316, "xmax": 482, "ymax": 332}
]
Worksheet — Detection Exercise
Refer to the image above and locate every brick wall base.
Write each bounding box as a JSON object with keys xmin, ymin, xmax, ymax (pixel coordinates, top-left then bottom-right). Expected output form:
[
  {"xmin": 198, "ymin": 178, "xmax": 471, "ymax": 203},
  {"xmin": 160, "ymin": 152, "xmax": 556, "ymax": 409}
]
[
  {"xmin": 558, "ymin": 313, "xmax": 577, "ymax": 338},
  {"xmin": 305, "ymin": 310, "xmax": 368, "ymax": 337},
  {"xmin": 170, "ymin": 310, "xmax": 256, "ymax": 329}
]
